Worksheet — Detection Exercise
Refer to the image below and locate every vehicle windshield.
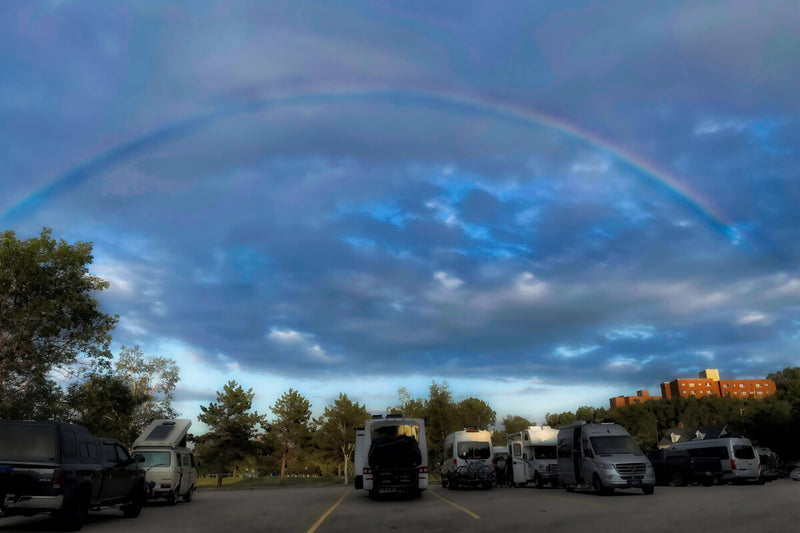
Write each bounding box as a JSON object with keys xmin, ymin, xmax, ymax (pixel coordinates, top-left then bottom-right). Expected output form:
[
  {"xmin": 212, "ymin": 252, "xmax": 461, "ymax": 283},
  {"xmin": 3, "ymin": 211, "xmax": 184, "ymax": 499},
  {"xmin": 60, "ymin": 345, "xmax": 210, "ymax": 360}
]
[
  {"xmin": 457, "ymin": 441, "xmax": 491, "ymax": 460},
  {"xmin": 532, "ymin": 446, "xmax": 557, "ymax": 459},
  {"xmin": 590, "ymin": 436, "xmax": 641, "ymax": 455},
  {"xmin": 137, "ymin": 451, "xmax": 171, "ymax": 467},
  {"xmin": 0, "ymin": 424, "xmax": 57, "ymax": 460}
]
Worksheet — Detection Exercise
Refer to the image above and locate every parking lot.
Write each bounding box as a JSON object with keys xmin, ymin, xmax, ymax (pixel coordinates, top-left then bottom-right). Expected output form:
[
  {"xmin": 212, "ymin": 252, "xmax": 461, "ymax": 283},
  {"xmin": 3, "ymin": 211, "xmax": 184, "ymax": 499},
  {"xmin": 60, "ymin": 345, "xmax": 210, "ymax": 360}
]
[{"xmin": 1, "ymin": 480, "xmax": 798, "ymax": 533}]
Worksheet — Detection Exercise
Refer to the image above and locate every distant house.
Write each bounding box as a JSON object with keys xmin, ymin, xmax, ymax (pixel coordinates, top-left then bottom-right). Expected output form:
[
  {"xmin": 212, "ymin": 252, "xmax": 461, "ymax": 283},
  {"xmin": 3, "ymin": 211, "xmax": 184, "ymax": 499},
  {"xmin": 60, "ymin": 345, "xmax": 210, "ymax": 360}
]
[{"xmin": 657, "ymin": 424, "xmax": 729, "ymax": 449}]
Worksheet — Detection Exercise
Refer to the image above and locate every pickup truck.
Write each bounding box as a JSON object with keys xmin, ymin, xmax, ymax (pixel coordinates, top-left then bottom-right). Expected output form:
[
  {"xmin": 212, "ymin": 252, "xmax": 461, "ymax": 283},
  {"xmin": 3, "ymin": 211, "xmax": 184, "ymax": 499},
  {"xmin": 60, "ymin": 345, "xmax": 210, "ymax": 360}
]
[
  {"xmin": 0, "ymin": 420, "xmax": 146, "ymax": 531},
  {"xmin": 646, "ymin": 447, "xmax": 723, "ymax": 486}
]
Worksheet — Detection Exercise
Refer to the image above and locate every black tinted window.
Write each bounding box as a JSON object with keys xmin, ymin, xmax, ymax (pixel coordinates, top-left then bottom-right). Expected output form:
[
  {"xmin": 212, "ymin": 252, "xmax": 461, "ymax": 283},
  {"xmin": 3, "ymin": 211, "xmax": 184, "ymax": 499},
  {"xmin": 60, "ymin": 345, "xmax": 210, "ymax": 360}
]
[
  {"xmin": 62, "ymin": 430, "xmax": 77, "ymax": 459},
  {"xmin": 0, "ymin": 424, "xmax": 57, "ymax": 460},
  {"xmin": 457, "ymin": 441, "xmax": 491, "ymax": 460},
  {"xmin": 734, "ymin": 445, "xmax": 755, "ymax": 459},
  {"xmin": 533, "ymin": 446, "xmax": 557, "ymax": 459}
]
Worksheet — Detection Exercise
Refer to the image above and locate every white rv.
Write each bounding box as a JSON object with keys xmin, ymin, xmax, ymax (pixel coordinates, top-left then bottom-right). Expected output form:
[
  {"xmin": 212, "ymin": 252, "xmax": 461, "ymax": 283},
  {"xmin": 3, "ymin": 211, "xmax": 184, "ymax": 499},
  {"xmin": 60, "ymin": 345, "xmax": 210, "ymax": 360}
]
[
  {"xmin": 354, "ymin": 414, "xmax": 428, "ymax": 498},
  {"xmin": 508, "ymin": 425, "xmax": 560, "ymax": 488},
  {"xmin": 557, "ymin": 421, "xmax": 655, "ymax": 495},
  {"xmin": 669, "ymin": 437, "xmax": 761, "ymax": 484},
  {"xmin": 132, "ymin": 419, "xmax": 197, "ymax": 505},
  {"xmin": 441, "ymin": 428, "xmax": 495, "ymax": 490}
]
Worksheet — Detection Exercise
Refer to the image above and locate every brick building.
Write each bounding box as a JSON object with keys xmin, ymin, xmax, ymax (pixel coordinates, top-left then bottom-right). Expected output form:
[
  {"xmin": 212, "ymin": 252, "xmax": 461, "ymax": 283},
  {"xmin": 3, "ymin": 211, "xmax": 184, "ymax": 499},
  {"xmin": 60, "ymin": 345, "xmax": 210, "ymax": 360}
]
[
  {"xmin": 660, "ymin": 368, "xmax": 776, "ymax": 400},
  {"xmin": 609, "ymin": 368, "xmax": 776, "ymax": 407},
  {"xmin": 609, "ymin": 389, "xmax": 662, "ymax": 408}
]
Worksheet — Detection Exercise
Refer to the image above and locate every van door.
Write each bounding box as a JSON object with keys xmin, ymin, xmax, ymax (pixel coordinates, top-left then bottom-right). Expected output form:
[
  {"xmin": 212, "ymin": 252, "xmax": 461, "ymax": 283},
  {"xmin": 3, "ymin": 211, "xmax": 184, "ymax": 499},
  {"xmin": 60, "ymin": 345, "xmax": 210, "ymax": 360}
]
[
  {"xmin": 557, "ymin": 435, "xmax": 574, "ymax": 485},
  {"xmin": 511, "ymin": 441, "xmax": 525, "ymax": 485},
  {"xmin": 572, "ymin": 428, "xmax": 584, "ymax": 484}
]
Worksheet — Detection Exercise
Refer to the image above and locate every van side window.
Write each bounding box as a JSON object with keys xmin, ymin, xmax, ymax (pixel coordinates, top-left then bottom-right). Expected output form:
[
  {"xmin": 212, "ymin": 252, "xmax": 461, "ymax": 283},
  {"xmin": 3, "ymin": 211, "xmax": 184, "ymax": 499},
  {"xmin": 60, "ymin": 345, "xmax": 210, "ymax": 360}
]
[
  {"xmin": 115, "ymin": 445, "xmax": 131, "ymax": 461},
  {"xmin": 62, "ymin": 430, "xmax": 77, "ymax": 459},
  {"xmin": 513, "ymin": 443, "xmax": 522, "ymax": 457},
  {"xmin": 557, "ymin": 439, "xmax": 570, "ymax": 459},
  {"xmin": 582, "ymin": 438, "xmax": 593, "ymax": 457},
  {"xmin": 182, "ymin": 454, "xmax": 190, "ymax": 467},
  {"xmin": 102, "ymin": 443, "xmax": 118, "ymax": 465},
  {"xmin": 189, "ymin": 454, "xmax": 196, "ymax": 467}
]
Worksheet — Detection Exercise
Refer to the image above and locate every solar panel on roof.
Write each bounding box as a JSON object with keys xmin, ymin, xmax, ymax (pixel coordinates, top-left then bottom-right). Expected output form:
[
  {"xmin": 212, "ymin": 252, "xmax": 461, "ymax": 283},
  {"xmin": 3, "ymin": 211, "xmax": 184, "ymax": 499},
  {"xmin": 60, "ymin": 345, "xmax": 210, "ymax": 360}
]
[{"xmin": 145, "ymin": 424, "xmax": 175, "ymax": 440}]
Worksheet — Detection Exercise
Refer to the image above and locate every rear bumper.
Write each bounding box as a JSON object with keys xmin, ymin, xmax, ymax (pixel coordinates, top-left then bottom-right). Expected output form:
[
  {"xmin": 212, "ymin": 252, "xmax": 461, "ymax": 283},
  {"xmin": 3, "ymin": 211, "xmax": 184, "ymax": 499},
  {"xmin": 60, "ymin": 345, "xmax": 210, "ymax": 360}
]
[{"xmin": 1, "ymin": 494, "xmax": 64, "ymax": 514}]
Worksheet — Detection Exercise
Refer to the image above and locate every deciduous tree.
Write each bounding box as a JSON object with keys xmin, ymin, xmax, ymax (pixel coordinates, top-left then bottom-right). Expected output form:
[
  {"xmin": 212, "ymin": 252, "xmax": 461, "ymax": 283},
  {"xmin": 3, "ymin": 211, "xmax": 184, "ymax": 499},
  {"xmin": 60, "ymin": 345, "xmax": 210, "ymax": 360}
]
[
  {"xmin": 0, "ymin": 228, "xmax": 117, "ymax": 418},
  {"xmin": 316, "ymin": 393, "xmax": 369, "ymax": 484}
]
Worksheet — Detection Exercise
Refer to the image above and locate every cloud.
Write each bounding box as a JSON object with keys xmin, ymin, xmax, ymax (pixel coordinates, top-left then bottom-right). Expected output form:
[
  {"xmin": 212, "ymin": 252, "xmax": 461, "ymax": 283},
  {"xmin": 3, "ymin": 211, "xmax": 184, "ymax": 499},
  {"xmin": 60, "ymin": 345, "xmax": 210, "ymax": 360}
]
[
  {"xmin": 552, "ymin": 345, "xmax": 600, "ymax": 359},
  {"xmin": 434, "ymin": 271, "xmax": 463, "ymax": 291}
]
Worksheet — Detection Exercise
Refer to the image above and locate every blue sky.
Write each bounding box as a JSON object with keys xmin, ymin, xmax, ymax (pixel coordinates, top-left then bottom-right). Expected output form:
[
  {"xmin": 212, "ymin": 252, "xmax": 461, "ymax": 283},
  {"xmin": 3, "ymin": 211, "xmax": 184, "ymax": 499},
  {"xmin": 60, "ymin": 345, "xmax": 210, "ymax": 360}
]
[{"xmin": 2, "ymin": 0, "xmax": 799, "ymax": 428}]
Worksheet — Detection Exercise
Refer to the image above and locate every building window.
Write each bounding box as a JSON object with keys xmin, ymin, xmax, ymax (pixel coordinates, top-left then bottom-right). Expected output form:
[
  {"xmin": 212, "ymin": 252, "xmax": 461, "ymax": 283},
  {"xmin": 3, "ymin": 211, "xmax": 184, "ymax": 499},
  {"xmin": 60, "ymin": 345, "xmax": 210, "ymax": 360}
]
[
  {"xmin": 690, "ymin": 383, "xmax": 695, "ymax": 387},
  {"xmin": 723, "ymin": 384, "xmax": 729, "ymax": 388},
  {"xmin": 739, "ymin": 384, "xmax": 745, "ymax": 388},
  {"xmin": 757, "ymin": 391, "xmax": 763, "ymax": 396},
  {"xmin": 756, "ymin": 383, "xmax": 762, "ymax": 388}
]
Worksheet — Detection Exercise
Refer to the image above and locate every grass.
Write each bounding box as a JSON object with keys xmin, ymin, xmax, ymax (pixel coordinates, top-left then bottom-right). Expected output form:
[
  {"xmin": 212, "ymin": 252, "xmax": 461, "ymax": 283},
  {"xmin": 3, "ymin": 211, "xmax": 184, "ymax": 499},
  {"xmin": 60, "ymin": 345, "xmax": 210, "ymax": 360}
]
[{"xmin": 196, "ymin": 476, "xmax": 345, "ymax": 491}]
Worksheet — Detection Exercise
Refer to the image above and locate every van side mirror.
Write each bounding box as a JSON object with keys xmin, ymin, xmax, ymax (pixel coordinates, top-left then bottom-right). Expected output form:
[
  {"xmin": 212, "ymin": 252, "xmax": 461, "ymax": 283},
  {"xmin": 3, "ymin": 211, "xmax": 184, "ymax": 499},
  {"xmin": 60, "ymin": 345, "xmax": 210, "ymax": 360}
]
[{"xmin": 522, "ymin": 453, "xmax": 527, "ymax": 460}]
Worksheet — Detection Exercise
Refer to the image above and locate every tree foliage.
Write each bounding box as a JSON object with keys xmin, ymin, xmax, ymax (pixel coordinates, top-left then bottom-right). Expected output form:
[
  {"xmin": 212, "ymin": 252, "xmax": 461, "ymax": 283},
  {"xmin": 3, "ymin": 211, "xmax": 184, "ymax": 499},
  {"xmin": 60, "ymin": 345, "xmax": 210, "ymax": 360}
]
[
  {"xmin": 195, "ymin": 380, "xmax": 264, "ymax": 488},
  {"xmin": 0, "ymin": 228, "xmax": 117, "ymax": 418},
  {"xmin": 66, "ymin": 374, "xmax": 144, "ymax": 447},
  {"xmin": 270, "ymin": 388, "xmax": 312, "ymax": 482},
  {"xmin": 114, "ymin": 345, "xmax": 180, "ymax": 436},
  {"xmin": 315, "ymin": 393, "xmax": 369, "ymax": 484}
]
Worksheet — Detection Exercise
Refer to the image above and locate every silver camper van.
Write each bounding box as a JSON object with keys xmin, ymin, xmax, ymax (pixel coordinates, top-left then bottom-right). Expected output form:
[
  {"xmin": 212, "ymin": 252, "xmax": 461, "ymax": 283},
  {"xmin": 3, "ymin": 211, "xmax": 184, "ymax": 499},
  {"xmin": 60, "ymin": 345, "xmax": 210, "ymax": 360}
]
[
  {"xmin": 557, "ymin": 422, "xmax": 655, "ymax": 495},
  {"xmin": 132, "ymin": 419, "xmax": 197, "ymax": 505},
  {"xmin": 441, "ymin": 428, "xmax": 495, "ymax": 490},
  {"xmin": 669, "ymin": 437, "xmax": 761, "ymax": 484},
  {"xmin": 508, "ymin": 425, "xmax": 560, "ymax": 488}
]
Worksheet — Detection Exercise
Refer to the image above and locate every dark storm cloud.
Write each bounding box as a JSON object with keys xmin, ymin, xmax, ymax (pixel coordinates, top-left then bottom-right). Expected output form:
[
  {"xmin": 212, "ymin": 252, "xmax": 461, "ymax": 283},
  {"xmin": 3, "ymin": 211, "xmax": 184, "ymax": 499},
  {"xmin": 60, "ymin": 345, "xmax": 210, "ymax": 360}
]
[{"xmin": 2, "ymin": 0, "xmax": 799, "ymax": 397}]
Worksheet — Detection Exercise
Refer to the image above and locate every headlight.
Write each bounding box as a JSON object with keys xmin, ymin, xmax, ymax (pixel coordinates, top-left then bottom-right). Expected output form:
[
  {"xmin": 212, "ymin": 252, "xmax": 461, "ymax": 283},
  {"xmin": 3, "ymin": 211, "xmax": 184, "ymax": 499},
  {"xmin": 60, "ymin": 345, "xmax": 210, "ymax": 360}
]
[{"xmin": 597, "ymin": 462, "xmax": 616, "ymax": 470}]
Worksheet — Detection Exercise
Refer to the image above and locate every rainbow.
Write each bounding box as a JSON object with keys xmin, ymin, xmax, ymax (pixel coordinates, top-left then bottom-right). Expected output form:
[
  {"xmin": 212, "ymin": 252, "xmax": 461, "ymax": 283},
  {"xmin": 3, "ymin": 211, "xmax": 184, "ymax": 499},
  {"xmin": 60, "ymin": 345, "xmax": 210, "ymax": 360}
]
[{"xmin": 1, "ymin": 86, "xmax": 734, "ymax": 239}]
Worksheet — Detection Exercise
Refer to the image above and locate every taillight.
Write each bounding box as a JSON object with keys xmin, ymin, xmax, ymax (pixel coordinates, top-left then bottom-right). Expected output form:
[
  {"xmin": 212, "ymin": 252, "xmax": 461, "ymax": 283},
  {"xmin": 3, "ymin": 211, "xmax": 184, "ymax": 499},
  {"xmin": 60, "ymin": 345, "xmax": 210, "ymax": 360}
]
[
  {"xmin": 731, "ymin": 459, "xmax": 736, "ymax": 471},
  {"xmin": 454, "ymin": 459, "xmax": 457, "ymax": 466},
  {"xmin": 418, "ymin": 467, "xmax": 428, "ymax": 474},
  {"xmin": 363, "ymin": 467, "xmax": 371, "ymax": 475},
  {"xmin": 51, "ymin": 469, "xmax": 65, "ymax": 490}
]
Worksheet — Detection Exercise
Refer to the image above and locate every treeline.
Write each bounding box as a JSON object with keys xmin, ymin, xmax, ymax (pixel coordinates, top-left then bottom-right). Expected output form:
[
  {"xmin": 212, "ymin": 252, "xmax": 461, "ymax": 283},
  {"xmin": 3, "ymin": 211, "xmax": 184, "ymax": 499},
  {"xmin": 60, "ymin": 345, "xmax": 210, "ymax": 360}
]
[{"xmin": 543, "ymin": 367, "xmax": 800, "ymax": 459}]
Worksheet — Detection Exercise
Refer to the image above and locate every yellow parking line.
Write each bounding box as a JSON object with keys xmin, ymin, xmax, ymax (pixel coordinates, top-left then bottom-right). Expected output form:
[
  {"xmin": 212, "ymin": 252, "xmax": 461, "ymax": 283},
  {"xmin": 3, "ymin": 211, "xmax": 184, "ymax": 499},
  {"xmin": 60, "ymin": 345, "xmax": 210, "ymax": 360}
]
[
  {"xmin": 306, "ymin": 490, "xmax": 349, "ymax": 533},
  {"xmin": 429, "ymin": 490, "xmax": 480, "ymax": 519}
]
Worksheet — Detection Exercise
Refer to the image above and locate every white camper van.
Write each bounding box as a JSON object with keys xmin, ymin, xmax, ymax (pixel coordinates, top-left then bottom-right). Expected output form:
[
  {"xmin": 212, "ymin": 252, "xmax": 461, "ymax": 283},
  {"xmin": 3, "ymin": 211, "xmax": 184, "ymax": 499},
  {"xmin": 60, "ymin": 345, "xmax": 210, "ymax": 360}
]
[
  {"xmin": 557, "ymin": 421, "xmax": 655, "ymax": 495},
  {"xmin": 508, "ymin": 425, "xmax": 560, "ymax": 488},
  {"xmin": 669, "ymin": 437, "xmax": 761, "ymax": 484},
  {"xmin": 354, "ymin": 414, "xmax": 428, "ymax": 498},
  {"xmin": 441, "ymin": 428, "xmax": 495, "ymax": 490},
  {"xmin": 132, "ymin": 419, "xmax": 197, "ymax": 505}
]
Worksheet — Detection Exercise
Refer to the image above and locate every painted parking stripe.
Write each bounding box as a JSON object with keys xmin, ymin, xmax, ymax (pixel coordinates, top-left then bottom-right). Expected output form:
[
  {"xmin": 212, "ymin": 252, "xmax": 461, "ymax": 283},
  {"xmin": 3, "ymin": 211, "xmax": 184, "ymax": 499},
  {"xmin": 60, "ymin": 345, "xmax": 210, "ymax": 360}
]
[
  {"xmin": 429, "ymin": 489, "xmax": 480, "ymax": 519},
  {"xmin": 306, "ymin": 490, "xmax": 349, "ymax": 533}
]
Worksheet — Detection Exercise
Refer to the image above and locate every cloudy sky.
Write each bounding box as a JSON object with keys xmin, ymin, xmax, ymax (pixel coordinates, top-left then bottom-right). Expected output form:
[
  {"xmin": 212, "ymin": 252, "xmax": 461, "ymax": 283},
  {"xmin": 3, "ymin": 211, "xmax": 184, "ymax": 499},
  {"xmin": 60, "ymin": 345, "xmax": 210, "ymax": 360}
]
[{"xmin": 2, "ymin": 0, "xmax": 798, "ymax": 427}]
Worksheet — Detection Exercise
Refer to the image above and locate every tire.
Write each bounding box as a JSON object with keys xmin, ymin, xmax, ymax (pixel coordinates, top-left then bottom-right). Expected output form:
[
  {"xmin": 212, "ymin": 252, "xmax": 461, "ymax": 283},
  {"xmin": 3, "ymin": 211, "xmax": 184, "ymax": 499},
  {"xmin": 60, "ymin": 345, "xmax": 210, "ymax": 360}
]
[
  {"xmin": 593, "ymin": 474, "xmax": 613, "ymax": 496},
  {"xmin": 564, "ymin": 484, "xmax": 574, "ymax": 492},
  {"xmin": 671, "ymin": 471, "xmax": 688, "ymax": 487},
  {"xmin": 441, "ymin": 476, "xmax": 449, "ymax": 489},
  {"xmin": 167, "ymin": 490, "xmax": 178, "ymax": 506},
  {"xmin": 183, "ymin": 485, "xmax": 194, "ymax": 503},
  {"xmin": 54, "ymin": 490, "xmax": 89, "ymax": 531},
  {"xmin": 483, "ymin": 482, "xmax": 493, "ymax": 490},
  {"xmin": 535, "ymin": 474, "xmax": 544, "ymax": 489},
  {"xmin": 122, "ymin": 484, "xmax": 144, "ymax": 518},
  {"xmin": 699, "ymin": 478, "xmax": 714, "ymax": 487},
  {"xmin": 642, "ymin": 485, "xmax": 655, "ymax": 495}
]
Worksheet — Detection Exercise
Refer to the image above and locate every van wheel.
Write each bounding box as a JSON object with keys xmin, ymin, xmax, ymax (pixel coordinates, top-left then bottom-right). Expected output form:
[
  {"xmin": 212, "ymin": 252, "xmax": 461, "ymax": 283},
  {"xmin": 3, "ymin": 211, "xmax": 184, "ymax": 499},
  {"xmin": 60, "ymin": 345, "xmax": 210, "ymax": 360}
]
[
  {"xmin": 441, "ymin": 477, "xmax": 448, "ymax": 488},
  {"xmin": 535, "ymin": 474, "xmax": 544, "ymax": 489},
  {"xmin": 593, "ymin": 474, "xmax": 613, "ymax": 496},
  {"xmin": 183, "ymin": 485, "xmax": 194, "ymax": 502},
  {"xmin": 671, "ymin": 471, "xmax": 687, "ymax": 487},
  {"xmin": 642, "ymin": 485, "xmax": 655, "ymax": 495},
  {"xmin": 564, "ymin": 484, "xmax": 574, "ymax": 492},
  {"xmin": 167, "ymin": 490, "xmax": 178, "ymax": 506}
]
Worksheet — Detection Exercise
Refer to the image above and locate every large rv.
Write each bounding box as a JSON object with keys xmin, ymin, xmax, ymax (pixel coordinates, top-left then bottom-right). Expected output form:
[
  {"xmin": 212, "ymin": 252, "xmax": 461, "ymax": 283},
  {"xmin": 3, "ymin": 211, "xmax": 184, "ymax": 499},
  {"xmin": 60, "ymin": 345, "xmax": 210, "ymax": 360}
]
[
  {"xmin": 508, "ymin": 425, "xmax": 559, "ymax": 488},
  {"xmin": 669, "ymin": 437, "xmax": 761, "ymax": 484},
  {"xmin": 354, "ymin": 415, "xmax": 428, "ymax": 498},
  {"xmin": 131, "ymin": 419, "xmax": 197, "ymax": 504},
  {"xmin": 441, "ymin": 428, "xmax": 495, "ymax": 490},
  {"xmin": 557, "ymin": 421, "xmax": 655, "ymax": 495}
]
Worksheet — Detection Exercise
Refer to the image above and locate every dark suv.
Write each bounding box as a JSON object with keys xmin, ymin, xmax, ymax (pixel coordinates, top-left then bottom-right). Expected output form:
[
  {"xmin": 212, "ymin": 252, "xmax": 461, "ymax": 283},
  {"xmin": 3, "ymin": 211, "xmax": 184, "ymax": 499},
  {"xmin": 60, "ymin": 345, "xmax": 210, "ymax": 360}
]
[{"xmin": 0, "ymin": 420, "xmax": 145, "ymax": 531}]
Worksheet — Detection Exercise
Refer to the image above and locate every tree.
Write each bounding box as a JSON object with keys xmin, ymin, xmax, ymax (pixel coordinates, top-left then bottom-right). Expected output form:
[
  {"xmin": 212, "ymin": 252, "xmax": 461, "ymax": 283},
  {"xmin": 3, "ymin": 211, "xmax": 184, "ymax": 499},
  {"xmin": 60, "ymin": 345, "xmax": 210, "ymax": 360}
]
[
  {"xmin": 0, "ymin": 228, "xmax": 118, "ymax": 418},
  {"xmin": 114, "ymin": 345, "xmax": 180, "ymax": 436},
  {"xmin": 545, "ymin": 411, "xmax": 577, "ymax": 428},
  {"xmin": 316, "ymin": 393, "xmax": 369, "ymax": 485},
  {"xmin": 456, "ymin": 398, "xmax": 496, "ymax": 431},
  {"xmin": 423, "ymin": 381, "xmax": 458, "ymax": 470},
  {"xmin": 270, "ymin": 388, "xmax": 312, "ymax": 482},
  {"xmin": 195, "ymin": 381, "xmax": 264, "ymax": 488},
  {"xmin": 66, "ymin": 374, "xmax": 144, "ymax": 446}
]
